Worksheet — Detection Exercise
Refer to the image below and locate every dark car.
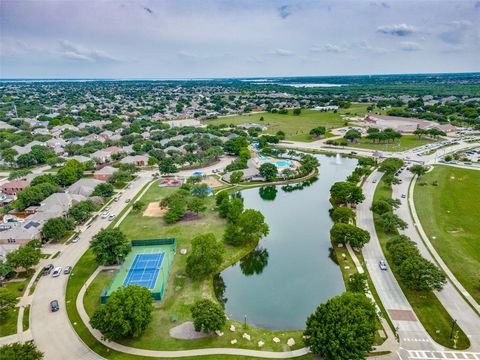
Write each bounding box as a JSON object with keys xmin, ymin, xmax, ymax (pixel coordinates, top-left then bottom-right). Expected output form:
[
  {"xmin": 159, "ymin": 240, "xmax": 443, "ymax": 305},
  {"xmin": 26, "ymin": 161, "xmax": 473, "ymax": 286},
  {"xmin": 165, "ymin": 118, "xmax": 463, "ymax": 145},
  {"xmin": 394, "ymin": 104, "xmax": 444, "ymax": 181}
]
[
  {"xmin": 50, "ymin": 300, "xmax": 59, "ymax": 312},
  {"xmin": 63, "ymin": 266, "xmax": 72, "ymax": 275},
  {"xmin": 43, "ymin": 264, "xmax": 54, "ymax": 276}
]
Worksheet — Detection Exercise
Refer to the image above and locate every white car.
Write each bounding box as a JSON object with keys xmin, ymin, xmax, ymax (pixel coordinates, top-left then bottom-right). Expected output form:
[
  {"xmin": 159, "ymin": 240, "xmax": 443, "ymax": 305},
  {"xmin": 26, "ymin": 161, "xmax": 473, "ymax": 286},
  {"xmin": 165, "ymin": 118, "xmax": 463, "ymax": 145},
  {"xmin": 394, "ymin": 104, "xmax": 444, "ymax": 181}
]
[
  {"xmin": 378, "ymin": 260, "xmax": 388, "ymax": 271},
  {"xmin": 101, "ymin": 212, "xmax": 109, "ymax": 219},
  {"xmin": 108, "ymin": 214, "xmax": 116, "ymax": 221},
  {"xmin": 72, "ymin": 236, "xmax": 80, "ymax": 243},
  {"xmin": 52, "ymin": 267, "xmax": 62, "ymax": 277}
]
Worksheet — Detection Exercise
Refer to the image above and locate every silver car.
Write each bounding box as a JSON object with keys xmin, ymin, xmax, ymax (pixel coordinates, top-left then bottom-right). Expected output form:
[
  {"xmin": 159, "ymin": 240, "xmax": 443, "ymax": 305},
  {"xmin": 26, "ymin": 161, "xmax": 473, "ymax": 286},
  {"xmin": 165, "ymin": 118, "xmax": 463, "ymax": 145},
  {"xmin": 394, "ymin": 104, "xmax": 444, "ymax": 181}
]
[{"xmin": 379, "ymin": 260, "xmax": 388, "ymax": 271}]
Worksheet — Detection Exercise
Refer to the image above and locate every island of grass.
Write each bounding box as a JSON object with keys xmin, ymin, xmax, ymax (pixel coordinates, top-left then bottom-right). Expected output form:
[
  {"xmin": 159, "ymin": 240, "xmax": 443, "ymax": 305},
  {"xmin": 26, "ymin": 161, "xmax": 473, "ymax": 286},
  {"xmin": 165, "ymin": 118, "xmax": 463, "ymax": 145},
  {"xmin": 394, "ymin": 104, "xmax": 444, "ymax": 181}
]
[
  {"xmin": 206, "ymin": 104, "xmax": 372, "ymax": 142},
  {"xmin": 347, "ymin": 135, "xmax": 434, "ymax": 152},
  {"xmin": 413, "ymin": 165, "xmax": 480, "ymax": 304},
  {"xmin": 372, "ymin": 176, "xmax": 470, "ymax": 349}
]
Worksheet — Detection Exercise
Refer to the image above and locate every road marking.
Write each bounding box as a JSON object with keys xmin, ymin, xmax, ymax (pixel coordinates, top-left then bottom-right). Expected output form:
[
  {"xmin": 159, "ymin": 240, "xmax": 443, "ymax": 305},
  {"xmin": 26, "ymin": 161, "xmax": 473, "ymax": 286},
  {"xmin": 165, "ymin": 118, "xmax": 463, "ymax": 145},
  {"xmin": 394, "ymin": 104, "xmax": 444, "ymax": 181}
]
[{"xmin": 407, "ymin": 350, "xmax": 480, "ymax": 360}]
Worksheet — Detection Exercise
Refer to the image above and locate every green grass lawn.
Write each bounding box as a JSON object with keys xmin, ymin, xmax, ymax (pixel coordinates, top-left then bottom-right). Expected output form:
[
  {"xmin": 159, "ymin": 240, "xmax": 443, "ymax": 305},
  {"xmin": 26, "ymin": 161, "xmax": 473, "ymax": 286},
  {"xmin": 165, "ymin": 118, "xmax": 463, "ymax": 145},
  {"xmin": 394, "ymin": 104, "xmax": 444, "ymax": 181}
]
[
  {"xmin": 207, "ymin": 104, "xmax": 371, "ymax": 142},
  {"xmin": 413, "ymin": 165, "xmax": 480, "ymax": 304},
  {"xmin": 0, "ymin": 279, "xmax": 28, "ymax": 337},
  {"xmin": 373, "ymin": 177, "xmax": 470, "ymax": 349},
  {"xmin": 349, "ymin": 135, "xmax": 434, "ymax": 152}
]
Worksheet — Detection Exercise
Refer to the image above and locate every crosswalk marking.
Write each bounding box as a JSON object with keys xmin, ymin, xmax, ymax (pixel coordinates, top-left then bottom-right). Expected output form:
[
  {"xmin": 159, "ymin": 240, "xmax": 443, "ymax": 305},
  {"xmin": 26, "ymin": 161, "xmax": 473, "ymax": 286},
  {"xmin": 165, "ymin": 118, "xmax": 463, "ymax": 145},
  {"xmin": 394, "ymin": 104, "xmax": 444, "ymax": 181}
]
[{"xmin": 407, "ymin": 350, "xmax": 480, "ymax": 360}]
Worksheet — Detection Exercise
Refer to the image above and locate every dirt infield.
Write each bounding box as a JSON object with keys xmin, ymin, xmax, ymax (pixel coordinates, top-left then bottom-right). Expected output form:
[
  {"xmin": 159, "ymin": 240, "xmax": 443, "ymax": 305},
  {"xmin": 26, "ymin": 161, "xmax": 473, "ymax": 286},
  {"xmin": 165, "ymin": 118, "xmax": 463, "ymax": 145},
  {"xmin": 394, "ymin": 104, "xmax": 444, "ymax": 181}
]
[
  {"xmin": 143, "ymin": 202, "xmax": 168, "ymax": 217},
  {"xmin": 200, "ymin": 176, "xmax": 223, "ymax": 188}
]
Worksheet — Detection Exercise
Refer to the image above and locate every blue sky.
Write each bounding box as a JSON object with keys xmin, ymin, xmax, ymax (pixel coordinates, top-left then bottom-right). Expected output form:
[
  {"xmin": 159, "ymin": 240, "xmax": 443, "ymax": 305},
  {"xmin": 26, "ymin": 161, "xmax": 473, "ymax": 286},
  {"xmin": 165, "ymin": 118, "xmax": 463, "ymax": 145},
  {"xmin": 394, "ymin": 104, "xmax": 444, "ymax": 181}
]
[{"xmin": 1, "ymin": 0, "xmax": 479, "ymax": 78}]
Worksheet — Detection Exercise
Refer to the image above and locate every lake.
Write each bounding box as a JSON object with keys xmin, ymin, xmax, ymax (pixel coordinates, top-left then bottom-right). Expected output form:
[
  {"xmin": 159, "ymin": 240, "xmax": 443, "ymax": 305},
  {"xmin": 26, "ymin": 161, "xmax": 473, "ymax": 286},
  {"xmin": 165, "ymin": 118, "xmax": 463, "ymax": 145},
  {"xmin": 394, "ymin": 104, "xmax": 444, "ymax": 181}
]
[{"xmin": 218, "ymin": 154, "xmax": 358, "ymax": 330}]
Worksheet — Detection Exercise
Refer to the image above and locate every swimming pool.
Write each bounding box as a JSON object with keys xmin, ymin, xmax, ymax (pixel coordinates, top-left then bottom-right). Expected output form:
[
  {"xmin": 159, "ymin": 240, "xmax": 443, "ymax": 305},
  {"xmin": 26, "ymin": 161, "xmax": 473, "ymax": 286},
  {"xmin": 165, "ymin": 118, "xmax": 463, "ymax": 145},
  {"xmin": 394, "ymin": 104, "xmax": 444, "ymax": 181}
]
[{"xmin": 275, "ymin": 160, "xmax": 292, "ymax": 167}]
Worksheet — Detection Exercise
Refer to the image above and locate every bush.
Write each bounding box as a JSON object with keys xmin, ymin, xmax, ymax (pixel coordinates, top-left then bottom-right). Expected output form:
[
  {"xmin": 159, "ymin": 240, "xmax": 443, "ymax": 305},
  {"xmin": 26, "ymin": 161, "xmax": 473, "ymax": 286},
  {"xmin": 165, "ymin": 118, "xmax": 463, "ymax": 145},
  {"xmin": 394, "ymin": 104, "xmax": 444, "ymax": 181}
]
[{"xmin": 191, "ymin": 299, "xmax": 226, "ymax": 333}]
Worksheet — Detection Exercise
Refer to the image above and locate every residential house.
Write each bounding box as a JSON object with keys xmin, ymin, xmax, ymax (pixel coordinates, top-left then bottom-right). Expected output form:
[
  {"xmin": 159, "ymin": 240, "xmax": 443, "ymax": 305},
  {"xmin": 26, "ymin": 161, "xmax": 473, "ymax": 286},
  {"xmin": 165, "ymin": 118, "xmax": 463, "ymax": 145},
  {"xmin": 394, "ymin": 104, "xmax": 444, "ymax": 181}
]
[
  {"xmin": 66, "ymin": 178, "xmax": 103, "ymax": 197},
  {"xmin": 90, "ymin": 150, "xmax": 111, "ymax": 164},
  {"xmin": 119, "ymin": 155, "xmax": 149, "ymax": 166},
  {"xmin": 94, "ymin": 166, "xmax": 118, "ymax": 181},
  {"xmin": 1, "ymin": 180, "xmax": 29, "ymax": 195}
]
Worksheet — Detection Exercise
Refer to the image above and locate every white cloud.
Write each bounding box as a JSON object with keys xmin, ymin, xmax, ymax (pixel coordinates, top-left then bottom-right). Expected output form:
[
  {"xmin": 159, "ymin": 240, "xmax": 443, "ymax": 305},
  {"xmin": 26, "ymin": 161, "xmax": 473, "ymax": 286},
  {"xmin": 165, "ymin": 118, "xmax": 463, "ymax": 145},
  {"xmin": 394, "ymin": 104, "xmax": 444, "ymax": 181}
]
[
  {"xmin": 269, "ymin": 48, "xmax": 293, "ymax": 56},
  {"xmin": 58, "ymin": 40, "xmax": 122, "ymax": 62},
  {"xmin": 377, "ymin": 23, "xmax": 417, "ymax": 36},
  {"xmin": 400, "ymin": 41, "xmax": 423, "ymax": 51},
  {"xmin": 310, "ymin": 43, "xmax": 348, "ymax": 53}
]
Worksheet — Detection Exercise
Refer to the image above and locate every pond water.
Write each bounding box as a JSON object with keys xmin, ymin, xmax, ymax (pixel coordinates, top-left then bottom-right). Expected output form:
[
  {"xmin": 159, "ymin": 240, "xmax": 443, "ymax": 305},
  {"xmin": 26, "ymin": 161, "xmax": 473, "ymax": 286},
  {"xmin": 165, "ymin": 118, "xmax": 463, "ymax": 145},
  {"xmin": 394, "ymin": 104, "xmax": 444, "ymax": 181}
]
[{"xmin": 218, "ymin": 154, "xmax": 358, "ymax": 330}]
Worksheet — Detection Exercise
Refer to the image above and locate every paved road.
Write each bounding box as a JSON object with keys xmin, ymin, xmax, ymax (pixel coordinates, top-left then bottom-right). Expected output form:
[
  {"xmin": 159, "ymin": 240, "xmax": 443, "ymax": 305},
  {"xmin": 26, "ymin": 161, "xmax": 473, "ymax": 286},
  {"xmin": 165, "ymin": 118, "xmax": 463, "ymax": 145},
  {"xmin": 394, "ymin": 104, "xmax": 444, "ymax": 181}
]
[
  {"xmin": 29, "ymin": 172, "xmax": 154, "ymax": 360},
  {"xmin": 358, "ymin": 170, "xmax": 439, "ymax": 352},
  {"xmin": 394, "ymin": 171, "xmax": 480, "ymax": 350}
]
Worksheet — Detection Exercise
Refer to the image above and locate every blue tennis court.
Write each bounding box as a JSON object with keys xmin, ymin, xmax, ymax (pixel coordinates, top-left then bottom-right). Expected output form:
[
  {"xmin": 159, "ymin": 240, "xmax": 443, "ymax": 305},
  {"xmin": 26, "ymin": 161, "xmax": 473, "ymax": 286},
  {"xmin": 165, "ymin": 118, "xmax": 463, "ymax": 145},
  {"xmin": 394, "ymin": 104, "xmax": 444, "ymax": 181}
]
[{"xmin": 123, "ymin": 252, "xmax": 165, "ymax": 289}]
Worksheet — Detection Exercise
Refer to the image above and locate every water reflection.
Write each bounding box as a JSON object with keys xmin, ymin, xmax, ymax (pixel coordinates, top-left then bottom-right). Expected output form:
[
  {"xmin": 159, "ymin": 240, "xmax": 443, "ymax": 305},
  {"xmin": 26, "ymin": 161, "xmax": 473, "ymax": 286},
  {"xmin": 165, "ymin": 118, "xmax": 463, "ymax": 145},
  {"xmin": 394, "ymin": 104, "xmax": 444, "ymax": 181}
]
[
  {"xmin": 281, "ymin": 176, "xmax": 318, "ymax": 193},
  {"xmin": 240, "ymin": 247, "xmax": 269, "ymax": 276},
  {"xmin": 213, "ymin": 274, "xmax": 227, "ymax": 308}
]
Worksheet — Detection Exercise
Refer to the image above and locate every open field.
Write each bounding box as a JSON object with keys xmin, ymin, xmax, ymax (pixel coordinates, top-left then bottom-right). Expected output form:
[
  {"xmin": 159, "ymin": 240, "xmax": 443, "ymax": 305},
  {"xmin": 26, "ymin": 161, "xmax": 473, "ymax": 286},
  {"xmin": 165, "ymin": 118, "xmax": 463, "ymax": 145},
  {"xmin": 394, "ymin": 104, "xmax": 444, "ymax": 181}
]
[
  {"xmin": 349, "ymin": 135, "xmax": 434, "ymax": 152},
  {"xmin": 413, "ymin": 165, "xmax": 480, "ymax": 303},
  {"xmin": 373, "ymin": 177, "xmax": 470, "ymax": 349},
  {"xmin": 207, "ymin": 104, "xmax": 372, "ymax": 142}
]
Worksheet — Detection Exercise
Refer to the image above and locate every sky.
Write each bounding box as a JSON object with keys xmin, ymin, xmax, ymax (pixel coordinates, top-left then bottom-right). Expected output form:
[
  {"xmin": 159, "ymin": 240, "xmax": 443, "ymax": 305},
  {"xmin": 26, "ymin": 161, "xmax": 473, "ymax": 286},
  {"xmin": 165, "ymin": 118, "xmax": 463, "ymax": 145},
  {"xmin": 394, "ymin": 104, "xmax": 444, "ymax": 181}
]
[{"xmin": 1, "ymin": 0, "xmax": 479, "ymax": 79}]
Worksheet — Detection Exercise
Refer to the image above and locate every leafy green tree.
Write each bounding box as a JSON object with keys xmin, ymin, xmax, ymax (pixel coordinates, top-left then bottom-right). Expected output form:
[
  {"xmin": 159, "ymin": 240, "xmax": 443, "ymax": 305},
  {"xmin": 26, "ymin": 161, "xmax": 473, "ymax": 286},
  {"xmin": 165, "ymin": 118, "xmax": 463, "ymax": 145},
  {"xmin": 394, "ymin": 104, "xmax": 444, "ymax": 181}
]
[
  {"xmin": 158, "ymin": 158, "xmax": 177, "ymax": 174},
  {"xmin": 224, "ymin": 197, "xmax": 244, "ymax": 223},
  {"xmin": 331, "ymin": 206, "xmax": 355, "ymax": 224},
  {"xmin": 15, "ymin": 182, "xmax": 58, "ymax": 211},
  {"xmin": 299, "ymin": 154, "xmax": 319, "ymax": 174},
  {"xmin": 56, "ymin": 166, "xmax": 78, "ymax": 187},
  {"xmin": 6, "ymin": 244, "xmax": 41, "ymax": 275},
  {"xmin": 398, "ymin": 257, "xmax": 447, "ymax": 291},
  {"xmin": 378, "ymin": 212, "xmax": 408, "ymax": 233},
  {"xmin": 224, "ymin": 209, "xmax": 269, "ymax": 246},
  {"xmin": 0, "ymin": 341, "xmax": 44, "ymax": 360},
  {"xmin": 16, "ymin": 153, "xmax": 37, "ymax": 168},
  {"xmin": 293, "ymin": 108, "xmax": 302, "ymax": 116},
  {"xmin": 223, "ymin": 137, "xmax": 249, "ymax": 155},
  {"xmin": 92, "ymin": 183, "xmax": 114, "ymax": 197},
  {"xmin": 186, "ymin": 234, "xmax": 225, "ymax": 280},
  {"xmin": 190, "ymin": 299, "xmax": 226, "ymax": 333},
  {"xmin": 132, "ymin": 201, "xmax": 145, "ymax": 213},
  {"xmin": 383, "ymin": 173, "xmax": 400, "ymax": 186},
  {"xmin": 90, "ymin": 228, "xmax": 131, "ymax": 265},
  {"xmin": 164, "ymin": 201, "xmax": 186, "ymax": 223},
  {"xmin": 409, "ymin": 164, "xmax": 428, "ymax": 178},
  {"xmin": 309, "ymin": 127, "xmax": 326, "ymax": 138},
  {"xmin": 187, "ymin": 197, "xmax": 207, "ymax": 215},
  {"xmin": 378, "ymin": 158, "xmax": 404, "ymax": 174},
  {"xmin": 0, "ymin": 288, "xmax": 17, "ymax": 319},
  {"xmin": 330, "ymin": 181, "xmax": 365, "ymax": 206},
  {"xmin": 42, "ymin": 217, "xmax": 74, "ymax": 241},
  {"xmin": 330, "ymin": 223, "xmax": 370, "ymax": 248},
  {"xmin": 259, "ymin": 162, "xmax": 278, "ymax": 181},
  {"xmin": 229, "ymin": 171, "xmax": 243, "ymax": 184},
  {"xmin": 1, "ymin": 148, "xmax": 18, "ymax": 164},
  {"xmin": 344, "ymin": 129, "xmax": 361, "ymax": 143},
  {"xmin": 90, "ymin": 285, "xmax": 153, "ymax": 340},
  {"xmin": 347, "ymin": 273, "xmax": 368, "ymax": 294},
  {"xmin": 386, "ymin": 235, "xmax": 420, "ymax": 266},
  {"xmin": 68, "ymin": 200, "xmax": 97, "ymax": 223},
  {"xmin": 29, "ymin": 174, "xmax": 58, "ymax": 187},
  {"xmin": 0, "ymin": 261, "xmax": 12, "ymax": 286},
  {"xmin": 304, "ymin": 292, "xmax": 377, "ymax": 360}
]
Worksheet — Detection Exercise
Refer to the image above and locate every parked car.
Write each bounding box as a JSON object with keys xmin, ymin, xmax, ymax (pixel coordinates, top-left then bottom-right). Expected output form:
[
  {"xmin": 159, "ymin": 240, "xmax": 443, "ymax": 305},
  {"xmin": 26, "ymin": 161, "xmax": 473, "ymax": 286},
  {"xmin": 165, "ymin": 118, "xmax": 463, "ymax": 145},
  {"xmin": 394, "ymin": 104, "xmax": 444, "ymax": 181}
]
[
  {"xmin": 372, "ymin": 179, "xmax": 377, "ymax": 183},
  {"xmin": 43, "ymin": 264, "xmax": 54, "ymax": 276},
  {"xmin": 401, "ymin": 194, "xmax": 406, "ymax": 199},
  {"xmin": 108, "ymin": 214, "xmax": 116, "ymax": 221},
  {"xmin": 63, "ymin": 266, "xmax": 72, "ymax": 275},
  {"xmin": 52, "ymin": 267, "xmax": 62, "ymax": 277},
  {"xmin": 104, "ymin": 206, "xmax": 111, "ymax": 211},
  {"xmin": 378, "ymin": 260, "xmax": 388, "ymax": 271},
  {"xmin": 125, "ymin": 198, "xmax": 131, "ymax": 203},
  {"xmin": 101, "ymin": 212, "xmax": 109, "ymax": 219},
  {"xmin": 72, "ymin": 236, "xmax": 80, "ymax": 243},
  {"xmin": 114, "ymin": 197, "xmax": 120, "ymax": 202},
  {"xmin": 50, "ymin": 300, "xmax": 59, "ymax": 312}
]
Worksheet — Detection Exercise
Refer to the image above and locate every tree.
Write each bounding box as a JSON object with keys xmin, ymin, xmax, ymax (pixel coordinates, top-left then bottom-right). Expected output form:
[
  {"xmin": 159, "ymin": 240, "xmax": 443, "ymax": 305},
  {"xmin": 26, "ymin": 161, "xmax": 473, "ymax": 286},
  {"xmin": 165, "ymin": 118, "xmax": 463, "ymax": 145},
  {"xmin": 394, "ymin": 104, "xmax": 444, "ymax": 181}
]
[
  {"xmin": 224, "ymin": 209, "xmax": 269, "ymax": 246},
  {"xmin": 378, "ymin": 212, "xmax": 408, "ymax": 233},
  {"xmin": 299, "ymin": 154, "xmax": 320, "ymax": 175},
  {"xmin": 344, "ymin": 129, "xmax": 361, "ymax": 143},
  {"xmin": 398, "ymin": 257, "xmax": 447, "ymax": 292},
  {"xmin": 6, "ymin": 244, "xmax": 41, "ymax": 275},
  {"xmin": 229, "ymin": 171, "xmax": 243, "ymax": 184},
  {"xmin": 259, "ymin": 186, "xmax": 278, "ymax": 201},
  {"xmin": 347, "ymin": 273, "xmax": 368, "ymax": 294},
  {"xmin": 92, "ymin": 183, "xmax": 114, "ymax": 197},
  {"xmin": 164, "ymin": 201, "xmax": 186, "ymax": 223},
  {"xmin": 293, "ymin": 108, "xmax": 302, "ymax": 116},
  {"xmin": 90, "ymin": 228, "xmax": 131, "ymax": 265},
  {"xmin": 186, "ymin": 234, "xmax": 225, "ymax": 280},
  {"xmin": 330, "ymin": 223, "xmax": 370, "ymax": 248},
  {"xmin": 409, "ymin": 164, "xmax": 428, "ymax": 178},
  {"xmin": 68, "ymin": 200, "xmax": 97, "ymax": 223},
  {"xmin": 187, "ymin": 197, "xmax": 207, "ymax": 215},
  {"xmin": 15, "ymin": 182, "xmax": 58, "ymax": 211},
  {"xmin": 383, "ymin": 173, "xmax": 400, "ymax": 186},
  {"xmin": 0, "ymin": 288, "xmax": 17, "ymax": 319},
  {"xmin": 158, "ymin": 158, "xmax": 177, "ymax": 174},
  {"xmin": 225, "ymin": 197, "xmax": 244, "ymax": 223},
  {"xmin": 30, "ymin": 174, "xmax": 58, "ymax": 187},
  {"xmin": 259, "ymin": 162, "xmax": 278, "ymax": 181},
  {"xmin": 330, "ymin": 181, "xmax": 365, "ymax": 206},
  {"xmin": 386, "ymin": 235, "xmax": 420, "ymax": 266},
  {"xmin": 91, "ymin": 285, "xmax": 153, "ymax": 340},
  {"xmin": 304, "ymin": 292, "xmax": 377, "ymax": 360},
  {"xmin": 190, "ymin": 299, "xmax": 226, "ymax": 333},
  {"xmin": 379, "ymin": 158, "xmax": 404, "ymax": 174},
  {"xmin": 132, "ymin": 201, "xmax": 145, "ymax": 213},
  {"xmin": 310, "ymin": 127, "xmax": 326, "ymax": 138},
  {"xmin": 331, "ymin": 206, "xmax": 355, "ymax": 224},
  {"xmin": 16, "ymin": 153, "xmax": 37, "ymax": 168},
  {"xmin": 42, "ymin": 217, "xmax": 73, "ymax": 241},
  {"xmin": 56, "ymin": 167, "xmax": 78, "ymax": 187},
  {"xmin": 0, "ymin": 261, "xmax": 12, "ymax": 286},
  {"xmin": 0, "ymin": 341, "xmax": 44, "ymax": 360}
]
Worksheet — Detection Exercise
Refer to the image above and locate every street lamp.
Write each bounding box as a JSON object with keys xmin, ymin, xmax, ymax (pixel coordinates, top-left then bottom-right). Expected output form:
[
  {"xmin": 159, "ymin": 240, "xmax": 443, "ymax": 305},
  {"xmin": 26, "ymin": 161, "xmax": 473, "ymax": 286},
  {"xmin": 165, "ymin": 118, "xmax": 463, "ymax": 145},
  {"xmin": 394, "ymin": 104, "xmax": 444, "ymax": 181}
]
[{"xmin": 449, "ymin": 319, "xmax": 457, "ymax": 339}]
